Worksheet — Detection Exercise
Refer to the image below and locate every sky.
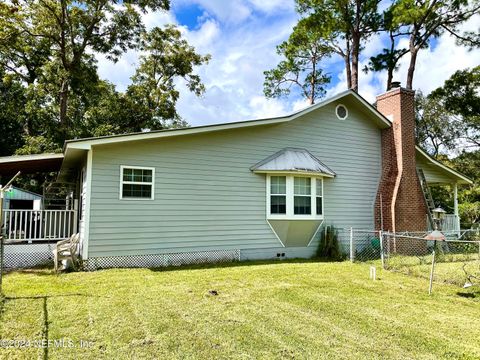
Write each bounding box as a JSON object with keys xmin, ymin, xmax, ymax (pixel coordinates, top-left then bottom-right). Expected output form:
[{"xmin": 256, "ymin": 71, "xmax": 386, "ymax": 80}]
[{"xmin": 96, "ymin": 0, "xmax": 480, "ymax": 127}]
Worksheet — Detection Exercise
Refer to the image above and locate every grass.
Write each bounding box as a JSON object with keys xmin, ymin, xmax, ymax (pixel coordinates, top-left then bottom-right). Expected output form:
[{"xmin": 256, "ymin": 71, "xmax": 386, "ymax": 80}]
[
  {"xmin": 0, "ymin": 260, "xmax": 479, "ymax": 359},
  {"xmin": 385, "ymin": 253, "xmax": 480, "ymax": 286}
]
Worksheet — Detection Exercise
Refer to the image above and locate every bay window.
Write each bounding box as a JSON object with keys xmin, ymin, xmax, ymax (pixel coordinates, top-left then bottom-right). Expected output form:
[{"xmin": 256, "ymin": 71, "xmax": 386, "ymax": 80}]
[{"xmin": 267, "ymin": 175, "xmax": 323, "ymax": 220}]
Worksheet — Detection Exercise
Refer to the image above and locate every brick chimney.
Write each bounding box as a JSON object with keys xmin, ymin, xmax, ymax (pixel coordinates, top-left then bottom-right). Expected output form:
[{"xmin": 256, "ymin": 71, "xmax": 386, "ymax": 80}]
[{"xmin": 374, "ymin": 86, "xmax": 427, "ymax": 232}]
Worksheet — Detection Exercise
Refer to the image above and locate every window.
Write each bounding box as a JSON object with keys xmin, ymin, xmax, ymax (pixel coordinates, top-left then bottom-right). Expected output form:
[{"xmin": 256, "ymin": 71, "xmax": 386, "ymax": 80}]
[
  {"xmin": 120, "ymin": 166, "xmax": 155, "ymax": 200},
  {"xmin": 270, "ymin": 176, "xmax": 286, "ymax": 214},
  {"xmin": 316, "ymin": 178, "xmax": 323, "ymax": 215},
  {"xmin": 294, "ymin": 177, "xmax": 311, "ymax": 215},
  {"xmin": 267, "ymin": 175, "xmax": 323, "ymax": 220},
  {"xmin": 335, "ymin": 104, "xmax": 348, "ymax": 120}
]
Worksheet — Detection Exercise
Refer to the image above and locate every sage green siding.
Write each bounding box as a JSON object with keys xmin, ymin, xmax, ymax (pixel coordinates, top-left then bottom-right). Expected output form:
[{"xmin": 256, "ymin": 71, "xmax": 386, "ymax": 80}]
[{"xmin": 87, "ymin": 100, "xmax": 382, "ymax": 258}]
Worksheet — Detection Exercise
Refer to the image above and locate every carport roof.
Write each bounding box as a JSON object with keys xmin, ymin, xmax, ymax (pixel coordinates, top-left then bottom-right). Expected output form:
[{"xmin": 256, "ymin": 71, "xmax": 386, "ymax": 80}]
[{"xmin": 0, "ymin": 153, "xmax": 64, "ymax": 178}]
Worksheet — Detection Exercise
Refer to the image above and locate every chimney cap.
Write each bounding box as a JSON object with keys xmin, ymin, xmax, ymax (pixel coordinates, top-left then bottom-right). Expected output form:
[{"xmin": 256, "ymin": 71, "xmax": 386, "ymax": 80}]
[{"xmin": 391, "ymin": 81, "xmax": 401, "ymax": 89}]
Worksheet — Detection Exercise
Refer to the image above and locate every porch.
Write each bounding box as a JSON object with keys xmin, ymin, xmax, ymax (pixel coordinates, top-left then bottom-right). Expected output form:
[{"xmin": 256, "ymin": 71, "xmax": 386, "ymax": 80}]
[{"xmin": 2, "ymin": 208, "xmax": 78, "ymax": 244}]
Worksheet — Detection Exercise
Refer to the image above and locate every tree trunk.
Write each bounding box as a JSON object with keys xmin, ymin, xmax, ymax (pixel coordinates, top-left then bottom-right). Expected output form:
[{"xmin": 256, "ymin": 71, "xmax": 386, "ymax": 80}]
[
  {"xmin": 310, "ymin": 54, "xmax": 316, "ymax": 104},
  {"xmin": 351, "ymin": 33, "xmax": 360, "ymax": 91},
  {"xmin": 59, "ymin": 79, "xmax": 69, "ymax": 131},
  {"xmin": 386, "ymin": 31, "xmax": 395, "ymax": 90},
  {"xmin": 344, "ymin": 35, "xmax": 352, "ymax": 89},
  {"xmin": 386, "ymin": 68, "xmax": 393, "ymax": 91},
  {"xmin": 406, "ymin": 35, "xmax": 418, "ymax": 90}
]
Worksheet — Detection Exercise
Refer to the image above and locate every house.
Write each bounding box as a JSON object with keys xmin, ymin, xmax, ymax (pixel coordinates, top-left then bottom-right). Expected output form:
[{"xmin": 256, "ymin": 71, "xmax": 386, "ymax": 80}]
[
  {"xmin": 2, "ymin": 186, "xmax": 42, "ymax": 211},
  {"xmin": 0, "ymin": 86, "xmax": 472, "ymax": 269}
]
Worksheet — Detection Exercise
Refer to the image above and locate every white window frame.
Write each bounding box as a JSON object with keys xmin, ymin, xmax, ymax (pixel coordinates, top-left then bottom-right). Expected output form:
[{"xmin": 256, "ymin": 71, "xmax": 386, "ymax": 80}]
[
  {"xmin": 119, "ymin": 165, "xmax": 155, "ymax": 200},
  {"xmin": 266, "ymin": 174, "xmax": 324, "ymax": 220}
]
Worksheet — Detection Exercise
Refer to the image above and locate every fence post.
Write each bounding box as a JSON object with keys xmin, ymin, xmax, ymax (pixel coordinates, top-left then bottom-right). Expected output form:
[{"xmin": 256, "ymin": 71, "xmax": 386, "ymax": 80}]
[
  {"xmin": 379, "ymin": 230, "xmax": 385, "ymax": 269},
  {"xmin": 350, "ymin": 227, "xmax": 355, "ymax": 262}
]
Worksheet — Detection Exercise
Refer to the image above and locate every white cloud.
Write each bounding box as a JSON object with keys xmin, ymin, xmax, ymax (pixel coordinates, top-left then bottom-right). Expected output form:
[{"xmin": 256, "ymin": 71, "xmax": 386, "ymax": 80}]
[{"xmin": 95, "ymin": 4, "xmax": 480, "ymax": 127}]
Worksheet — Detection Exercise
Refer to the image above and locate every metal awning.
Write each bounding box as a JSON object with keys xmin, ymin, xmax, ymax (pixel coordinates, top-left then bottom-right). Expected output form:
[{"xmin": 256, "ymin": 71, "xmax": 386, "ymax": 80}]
[
  {"xmin": 250, "ymin": 148, "xmax": 336, "ymax": 177},
  {"xmin": 0, "ymin": 153, "xmax": 64, "ymax": 177}
]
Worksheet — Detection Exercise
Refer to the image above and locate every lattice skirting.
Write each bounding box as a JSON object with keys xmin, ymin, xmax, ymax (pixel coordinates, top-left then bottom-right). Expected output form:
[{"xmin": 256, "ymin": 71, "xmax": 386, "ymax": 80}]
[
  {"xmin": 3, "ymin": 243, "xmax": 55, "ymax": 269},
  {"xmin": 82, "ymin": 249, "xmax": 241, "ymax": 271}
]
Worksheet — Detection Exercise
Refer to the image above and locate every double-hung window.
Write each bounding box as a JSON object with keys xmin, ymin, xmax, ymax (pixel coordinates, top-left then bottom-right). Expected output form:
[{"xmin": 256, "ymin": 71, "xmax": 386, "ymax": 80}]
[
  {"xmin": 270, "ymin": 176, "xmax": 287, "ymax": 214},
  {"xmin": 267, "ymin": 175, "xmax": 323, "ymax": 220},
  {"xmin": 294, "ymin": 177, "xmax": 311, "ymax": 215},
  {"xmin": 120, "ymin": 166, "xmax": 155, "ymax": 200}
]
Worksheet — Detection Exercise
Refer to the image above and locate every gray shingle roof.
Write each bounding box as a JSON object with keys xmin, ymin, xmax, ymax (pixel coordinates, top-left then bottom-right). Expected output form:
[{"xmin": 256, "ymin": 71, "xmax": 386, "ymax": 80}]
[{"xmin": 250, "ymin": 148, "xmax": 336, "ymax": 177}]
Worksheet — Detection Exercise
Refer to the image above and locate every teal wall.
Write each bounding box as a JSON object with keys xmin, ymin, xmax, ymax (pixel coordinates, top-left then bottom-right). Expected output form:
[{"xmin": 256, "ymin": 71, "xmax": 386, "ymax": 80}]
[{"xmin": 87, "ymin": 100, "xmax": 382, "ymax": 258}]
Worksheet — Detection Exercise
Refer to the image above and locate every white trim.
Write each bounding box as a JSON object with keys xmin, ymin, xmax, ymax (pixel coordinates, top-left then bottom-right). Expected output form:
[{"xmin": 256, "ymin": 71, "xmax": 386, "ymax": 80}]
[
  {"xmin": 266, "ymin": 174, "xmax": 324, "ymax": 221},
  {"xmin": 64, "ymin": 90, "xmax": 391, "ymax": 152},
  {"xmin": 416, "ymin": 146, "xmax": 472, "ymax": 184},
  {"xmin": 253, "ymin": 170, "xmax": 335, "ymax": 178},
  {"xmin": 307, "ymin": 220, "xmax": 325, "ymax": 247},
  {"xmin": 119, "ymin": 165, "xmax": 155, "ymax": 200},
  {"xmin": 335, "ymin": 104, "xmax": 348, "ymax": 120},
  {"xmin": 82, "ymin": 149, "xmax": 93, "ymax": 260}
]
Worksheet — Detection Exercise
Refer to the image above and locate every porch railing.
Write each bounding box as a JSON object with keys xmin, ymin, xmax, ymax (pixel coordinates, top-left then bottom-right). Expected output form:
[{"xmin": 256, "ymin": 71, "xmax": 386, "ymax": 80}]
[
  {"xmin": 427, "ymin": 213, "xmax": 460, "ymax": 233},
  {"xmin": 1, "ymin": 209, "xmax": 77, "ymax": 243},
  {"xmin": 443, "ymin": 214, "xmax": 461, "ymax": 233}
]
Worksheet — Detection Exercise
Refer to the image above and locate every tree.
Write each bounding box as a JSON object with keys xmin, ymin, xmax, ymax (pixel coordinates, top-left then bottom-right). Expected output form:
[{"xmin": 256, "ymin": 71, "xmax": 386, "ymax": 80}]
[
  {"xmin": 414, "ymin": 68, "xmax": 480, "ymax": 228},
  {"xmin": 364, "ymin": 6, "xmax": 410, "ymax": 90},
  {"xmin": 127, "ymin": 25, "xmax": 210, "ymax": 128},
  {"xmin": 369, "ymin": 0, "xmax": 480, "ymax": 90},
  {"xmin": 430, "ymin": 66, "xmax": 480, "ymax": 148},
  {"xmin": 263, "ymin": 20, "xmax": 331, "ymax": 104},
  {"xmin": 0, "ymin": 74, "xmax": 25, "ymax": 156},
  {"xmin": 295, "ymin": 0, "xmax": 382, "ymax": 91},
  {"xmin": 415, "ymin": 92, "xmax": 460, "ymax": 156},
  {"xmin": 415, "ymin": 67, "xmax": 480, "ymax": 155},
  {"xmin": 0, "ymin": 0, "xmax": 171, "ymax": 136}
]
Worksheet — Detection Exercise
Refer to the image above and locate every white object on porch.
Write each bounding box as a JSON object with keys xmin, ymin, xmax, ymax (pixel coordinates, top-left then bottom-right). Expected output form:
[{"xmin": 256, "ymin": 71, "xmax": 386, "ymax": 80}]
[{"xmin": 1, "ymin": 209, "xmax": 77, "ymax": 243}]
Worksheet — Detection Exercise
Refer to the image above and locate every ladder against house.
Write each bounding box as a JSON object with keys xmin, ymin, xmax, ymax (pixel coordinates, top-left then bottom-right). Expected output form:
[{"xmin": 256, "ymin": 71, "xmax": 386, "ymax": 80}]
[{"xmin": 417, "ymin": 169, "xmax": 435, "ymax": 229}]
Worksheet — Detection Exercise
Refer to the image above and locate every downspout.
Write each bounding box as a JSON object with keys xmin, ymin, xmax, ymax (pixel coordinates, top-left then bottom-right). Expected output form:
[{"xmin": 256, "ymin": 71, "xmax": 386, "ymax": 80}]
[{"xmin": 390, "ymin": 123, "xmax": 403, "ymax": 234}]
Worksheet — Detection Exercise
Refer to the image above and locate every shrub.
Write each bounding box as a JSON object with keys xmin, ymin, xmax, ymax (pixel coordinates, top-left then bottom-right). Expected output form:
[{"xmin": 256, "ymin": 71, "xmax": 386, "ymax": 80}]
[{"xmin": 317, "ymin": 225, "xmax": 343, "ymax": 260}]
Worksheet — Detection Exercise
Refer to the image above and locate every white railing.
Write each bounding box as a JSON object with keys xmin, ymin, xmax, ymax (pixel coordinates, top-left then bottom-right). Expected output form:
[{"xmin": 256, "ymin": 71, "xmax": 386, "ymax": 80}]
[
  {"xmin": 443, "ymin": 214, "xmax": 460, "ymax": 233},
  {"xmin": 1, "ymin": 209, "xmax": 77, "ymax": 243},
  {"xmin": 427, "ymin": 213, "xmax": 460, "ymax": 233}
]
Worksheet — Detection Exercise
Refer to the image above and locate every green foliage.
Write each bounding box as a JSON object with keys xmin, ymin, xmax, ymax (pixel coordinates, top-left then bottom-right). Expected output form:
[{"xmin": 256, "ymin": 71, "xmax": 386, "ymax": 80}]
[
  {"xmin": 415, "ymin": 91, "xmax": 460, "ymax": 156},
  {"xmin": 15, "ymin": 136, "xmax": 60, "ymax": 156},
  {"xmin": 317, "ymin": 225, "xmax": 343, "ymax": 260},
  {"xmin": 459, "ymin": 202, "xmax": 480, "ymax": 228},
  {"xmin": 0, "ymin": 73, "xmax": 25, "ymax": 156},
  {"xmin": 0, "ymin": 0, "xmax": 209, "ymax": 159},
  {"xmin": 266, "ymin": 0, "xmax": 381, "ymax": 94},
  {"xmin": 415, "ymin": 67, "xmax": 480, "ymax": 228},
  {"xmin": 430, "ymin": 66, "xmax": 480, "ymax": 148},
  {"xmin": 368, "ymin": 0, "xmax": 479, "ymax": 89},
  {"xmin": 128, "ymin": 25, "xmax": 210, "ymax": 128},
  {"xmin": 264, "ymin": 19, "xmax": 331, "ymax": 104}
]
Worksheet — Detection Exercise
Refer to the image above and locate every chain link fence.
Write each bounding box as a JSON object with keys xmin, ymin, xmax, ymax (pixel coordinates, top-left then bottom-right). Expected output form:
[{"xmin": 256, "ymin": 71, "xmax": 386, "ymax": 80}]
[
  {"xmin": 348, "ymin": 228, "xmax": 480, "ymax": 289},
  {"xmin": 381, "ymin": 230, "xmax": 480, "ymax": 287},
  {"xmin": 346, "ymin": 229, "xmax": 382, "ymax": 262}
]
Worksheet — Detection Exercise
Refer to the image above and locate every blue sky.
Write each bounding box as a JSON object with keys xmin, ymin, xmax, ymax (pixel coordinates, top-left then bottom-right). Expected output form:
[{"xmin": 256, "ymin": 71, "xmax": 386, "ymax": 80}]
[{"xmin": 96, "ymin": 0, "xmax": 480, "ymax": 127}]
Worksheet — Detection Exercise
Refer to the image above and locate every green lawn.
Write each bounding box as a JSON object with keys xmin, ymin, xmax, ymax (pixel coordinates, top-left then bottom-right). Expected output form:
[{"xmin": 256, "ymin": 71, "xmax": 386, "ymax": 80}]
[{"xmin": 1, "ymin": 260, "xmax": 479, "ymax": 359}]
